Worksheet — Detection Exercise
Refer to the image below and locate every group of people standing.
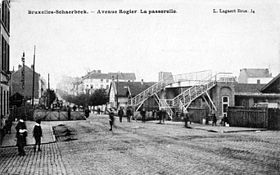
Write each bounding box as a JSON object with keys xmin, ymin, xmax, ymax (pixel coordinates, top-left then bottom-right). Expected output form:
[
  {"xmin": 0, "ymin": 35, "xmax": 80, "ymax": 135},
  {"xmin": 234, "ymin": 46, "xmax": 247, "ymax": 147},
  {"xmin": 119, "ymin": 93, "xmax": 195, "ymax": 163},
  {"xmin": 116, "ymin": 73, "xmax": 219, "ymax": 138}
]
[
  {"xmin": 15, "ymin": 118, "xmax": 43, "ymax": 156},
  {"xmin": 108, "ymin": 106, "xmax": 134, "ymax": 131},
  {"xmin": 107, "ymin": 106, "xmax": 168, "ymax": 131}
]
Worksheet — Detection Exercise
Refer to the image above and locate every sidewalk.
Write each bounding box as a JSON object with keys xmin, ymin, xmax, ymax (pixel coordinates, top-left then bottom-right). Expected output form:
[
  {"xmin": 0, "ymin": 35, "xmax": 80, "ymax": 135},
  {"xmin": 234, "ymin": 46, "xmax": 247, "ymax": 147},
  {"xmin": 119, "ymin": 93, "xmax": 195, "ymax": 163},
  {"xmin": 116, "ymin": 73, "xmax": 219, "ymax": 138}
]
[
  {"xmin": 0, "ymin": 121, "xmax": 56, "ymax": 147},
  {"xmin": 148, "ymin": 120, "xmax": 266, "ymax": 133}
]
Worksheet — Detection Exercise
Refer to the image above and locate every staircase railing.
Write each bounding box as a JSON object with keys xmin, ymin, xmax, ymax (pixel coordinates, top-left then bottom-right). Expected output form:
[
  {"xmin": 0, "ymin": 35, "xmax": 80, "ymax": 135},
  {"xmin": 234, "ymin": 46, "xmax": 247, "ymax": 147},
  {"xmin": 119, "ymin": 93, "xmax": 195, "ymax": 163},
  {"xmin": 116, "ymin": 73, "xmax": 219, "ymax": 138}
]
[
  {"xmin": 128, "ymin": 79, "xmax": 173, "ymax": 107},
  {"xmin": 171, "ymin": 77, "xmax": 216, "ymax": 109},
  {"xmin": 154, "ymin": 94, "xmax": 173, "ymax": 119}
]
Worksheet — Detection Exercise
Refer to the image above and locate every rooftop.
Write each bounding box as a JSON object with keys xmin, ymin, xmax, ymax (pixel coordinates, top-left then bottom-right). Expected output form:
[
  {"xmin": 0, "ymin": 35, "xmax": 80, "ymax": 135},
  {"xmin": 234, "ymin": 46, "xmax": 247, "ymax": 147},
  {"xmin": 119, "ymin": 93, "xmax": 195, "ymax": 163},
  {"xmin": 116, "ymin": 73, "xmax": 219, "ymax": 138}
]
[{"xmin": 241, "ymin": 68, "xmax": 272, "ymax": 78}]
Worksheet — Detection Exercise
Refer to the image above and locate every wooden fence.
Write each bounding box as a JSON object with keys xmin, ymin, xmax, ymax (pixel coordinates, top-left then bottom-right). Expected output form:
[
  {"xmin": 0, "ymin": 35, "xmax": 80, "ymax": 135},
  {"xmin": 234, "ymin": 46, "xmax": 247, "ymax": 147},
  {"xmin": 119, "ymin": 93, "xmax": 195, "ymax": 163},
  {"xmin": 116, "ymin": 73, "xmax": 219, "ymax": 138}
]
[
  {"xmin": 267, "ymin": 108, "xmax": 280, "ymax": 130},
  {"xmin": 228, "ymin": 107, "xmax": 280, "ymax": 130}
]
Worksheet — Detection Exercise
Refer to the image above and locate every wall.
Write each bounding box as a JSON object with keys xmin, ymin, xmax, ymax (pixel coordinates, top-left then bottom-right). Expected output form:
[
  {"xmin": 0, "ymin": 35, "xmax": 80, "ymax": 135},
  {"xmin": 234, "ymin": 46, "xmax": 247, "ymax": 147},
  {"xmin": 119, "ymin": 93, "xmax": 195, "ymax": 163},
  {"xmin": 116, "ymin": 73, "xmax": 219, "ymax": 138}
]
[{"xmin": 210, "ymin": 82, "xmax": 235, "ymax": 119}]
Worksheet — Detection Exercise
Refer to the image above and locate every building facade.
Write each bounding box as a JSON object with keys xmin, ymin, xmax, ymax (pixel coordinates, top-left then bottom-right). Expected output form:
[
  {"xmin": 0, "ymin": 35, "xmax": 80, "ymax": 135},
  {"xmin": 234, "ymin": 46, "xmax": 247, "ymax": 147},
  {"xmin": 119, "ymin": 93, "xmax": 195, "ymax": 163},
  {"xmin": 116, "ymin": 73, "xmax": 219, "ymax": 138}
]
[
  {"xmin": 82, "ymin": 70, "xmax": 136, "ymax": 94},
  {"xmin": 11, "ymin": 65, "xmax": 46, "ymax": 103},
  {"xmin": 238, "ymin": 68, "xmax": 273, "ymax": 84},
  {"xmin": 0, "ymin": 0, "xmax": 10, "ymax": 143}
]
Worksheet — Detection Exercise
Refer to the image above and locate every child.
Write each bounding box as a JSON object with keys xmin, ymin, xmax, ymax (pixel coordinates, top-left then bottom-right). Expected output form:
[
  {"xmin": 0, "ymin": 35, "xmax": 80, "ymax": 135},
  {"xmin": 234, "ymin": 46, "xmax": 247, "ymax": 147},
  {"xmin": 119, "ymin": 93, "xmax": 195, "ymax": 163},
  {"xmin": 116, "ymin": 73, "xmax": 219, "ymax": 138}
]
[{"xmin": 33, "ymin": 119, "xmax": 42, "ymax": 152}]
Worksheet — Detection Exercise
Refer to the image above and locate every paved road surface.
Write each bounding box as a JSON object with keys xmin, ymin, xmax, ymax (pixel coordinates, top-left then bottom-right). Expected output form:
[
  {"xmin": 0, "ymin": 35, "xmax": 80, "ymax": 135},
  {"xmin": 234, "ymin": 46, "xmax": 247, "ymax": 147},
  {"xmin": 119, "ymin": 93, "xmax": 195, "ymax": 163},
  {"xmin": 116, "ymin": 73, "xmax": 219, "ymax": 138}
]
[{"xmin": 1, "ymin": 114, "xmax": 280, "ymax": 175}]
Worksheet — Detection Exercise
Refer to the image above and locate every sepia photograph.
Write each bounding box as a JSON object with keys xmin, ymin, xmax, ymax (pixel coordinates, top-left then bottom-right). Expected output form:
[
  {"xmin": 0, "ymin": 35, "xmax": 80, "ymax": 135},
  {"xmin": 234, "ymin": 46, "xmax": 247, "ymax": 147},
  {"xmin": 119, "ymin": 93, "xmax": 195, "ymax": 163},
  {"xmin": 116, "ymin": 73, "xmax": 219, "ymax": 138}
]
[{"xmin": 1, "ymin": 0, "xmax": 280, "ymax": 174}]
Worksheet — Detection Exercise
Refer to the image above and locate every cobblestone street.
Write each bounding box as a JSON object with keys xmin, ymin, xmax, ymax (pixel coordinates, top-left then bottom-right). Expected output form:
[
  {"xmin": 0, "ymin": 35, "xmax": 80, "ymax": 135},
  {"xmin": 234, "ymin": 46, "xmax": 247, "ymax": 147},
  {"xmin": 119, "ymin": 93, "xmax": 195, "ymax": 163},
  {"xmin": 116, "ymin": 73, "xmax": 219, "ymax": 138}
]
[{"xmin": 1, "ymin": 114, "xmax": 280, "ymax": 175}]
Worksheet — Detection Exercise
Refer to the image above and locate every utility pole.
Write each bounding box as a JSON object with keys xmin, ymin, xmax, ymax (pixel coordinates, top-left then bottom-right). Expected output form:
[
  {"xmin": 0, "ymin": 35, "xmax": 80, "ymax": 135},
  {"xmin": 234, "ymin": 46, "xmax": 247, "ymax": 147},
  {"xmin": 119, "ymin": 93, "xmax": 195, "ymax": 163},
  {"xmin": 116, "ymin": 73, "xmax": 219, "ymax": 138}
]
[
  {"xmin": 116, "ymin": 73, "xmax": 119, "ymax": 109},
  {"xmin": 21, "ymin": 52, "xmax": 26, "ymax": 119},
  {"xmin": 32, "ymin": 45, "xmax": 36, "ymax": 108},
  {"xmin": 47, "ymin": 73, "xmax": 50, "ymax": 108}
]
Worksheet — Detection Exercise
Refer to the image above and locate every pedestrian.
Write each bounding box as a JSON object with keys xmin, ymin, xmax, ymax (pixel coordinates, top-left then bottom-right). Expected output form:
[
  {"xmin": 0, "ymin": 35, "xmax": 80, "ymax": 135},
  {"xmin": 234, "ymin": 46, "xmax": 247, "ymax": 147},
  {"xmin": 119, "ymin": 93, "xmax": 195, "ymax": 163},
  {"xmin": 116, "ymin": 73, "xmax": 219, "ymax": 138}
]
[
  {"xmin": 126, "ymin": 107, "xmax": 132, "ymax": 122},
  {"xmin": 212, "ymin": 112, "xmax": 217, "ymax": 126},
  {"xmin": 5, "ymin": 116, "xmax": 12, "ymax": 134},
  {"xmin": 118, "ymin": 107, "xmax": 124, "ymax": 123},
  {"xmin": 152, "ymin": 110, "xmax": 156, "ymax": 119},
  {"xmin": 184, "ymin": 111, "xmax": 191, "ymax": 128},
  {"xmin": 15, "ymin": 118, "xmax": 27, "ymax": 156},
  {"xmin": 140, "ymin": 108, "xmax": 146, "ymax": 122},
  {"xmin": 162, "ymin": 109, "xmax": 166, "ymax": 124},
  {"xmin": 108, "ymin": 108, "xmax": 115, "ymax": 131},
  {"xmin": 157, "ymin": 108, "xmax": 162, "ymax": 124},
  {"xmin": 158, "ymin": 108, "xmax": 166, "ymax": 124},
  {"xmin": 67, "ymin": 105, "xmax": 71, "ymax": 120},
  {"xmin": 224, "ymin": 116, "xmax": 229, "ymax": 126},
  {"xmin": 85, "ymin": 107, "xmax": 90, "ymax": 118},
  {"xmin": 33, "ymin": 119, "xmax": 42, "ymax": 152}
]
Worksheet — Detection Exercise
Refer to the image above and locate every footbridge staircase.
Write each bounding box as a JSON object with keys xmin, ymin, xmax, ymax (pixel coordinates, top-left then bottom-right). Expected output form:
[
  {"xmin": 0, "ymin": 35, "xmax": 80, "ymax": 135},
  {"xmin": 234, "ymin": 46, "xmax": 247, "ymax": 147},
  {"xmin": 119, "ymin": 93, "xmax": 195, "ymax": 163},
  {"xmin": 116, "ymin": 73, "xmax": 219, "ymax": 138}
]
[{"xmin": 128, "ymin": 70, "xmax": 217, "ymax": 119}]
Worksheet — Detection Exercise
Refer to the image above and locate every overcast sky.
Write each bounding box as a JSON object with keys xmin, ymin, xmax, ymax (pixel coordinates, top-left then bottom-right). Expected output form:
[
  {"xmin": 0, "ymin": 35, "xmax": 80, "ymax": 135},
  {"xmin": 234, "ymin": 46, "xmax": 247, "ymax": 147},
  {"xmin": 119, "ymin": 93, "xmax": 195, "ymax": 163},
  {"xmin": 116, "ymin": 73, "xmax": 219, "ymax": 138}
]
[{"xmin": 10, "ymin": 0, "xmax": 280, "ymax": 88}]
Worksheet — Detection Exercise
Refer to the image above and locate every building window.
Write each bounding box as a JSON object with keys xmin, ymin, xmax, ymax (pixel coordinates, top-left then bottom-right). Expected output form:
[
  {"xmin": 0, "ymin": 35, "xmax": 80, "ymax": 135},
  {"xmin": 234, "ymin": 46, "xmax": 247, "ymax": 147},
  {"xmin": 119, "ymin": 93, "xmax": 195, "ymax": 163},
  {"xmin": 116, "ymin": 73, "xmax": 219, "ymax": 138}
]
[
  {"xmin": 223, "ymin": 96, "xmax": 228, "ymax": 103},
  {"xmin": 106, "ymin": 79, "xmax": 109, "ymax": 83},
  {"xmin": 101, "ymin": 79, "xmax": 103, "ymax": 82},
  {"xmin": 257, "ymin": 79, "xmax": 260, "ymax": 84},
  {"xmin": 1, "ymin": 1, "xmax": 10, "ymax": 33},
  {"xmin": 3, "ymin": 91, "xmax": 5, "ymax": 115},
  {"xmin": 1, "ymin": 36, "xmax": 9, "ymax": 72},
  {"xmin": 222, "ymin": 96, "xmax": 229, "ymax": 117},
  {"xmin": 0, "ymin": 87, "xmax": 2, "ymax": 116}
]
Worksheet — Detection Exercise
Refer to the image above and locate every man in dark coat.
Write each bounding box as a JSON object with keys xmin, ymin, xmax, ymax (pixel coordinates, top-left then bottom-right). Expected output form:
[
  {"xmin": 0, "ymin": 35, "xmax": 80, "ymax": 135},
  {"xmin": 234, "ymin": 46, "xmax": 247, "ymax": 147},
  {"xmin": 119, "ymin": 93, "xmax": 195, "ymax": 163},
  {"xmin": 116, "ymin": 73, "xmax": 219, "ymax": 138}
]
[
  {"xmin": 33, "ymin": 120, "xmax": 43, "ymax": 152},
  {"xmin": 15, "ymin": 118, "xmax": 27, "ymax": 156},
  {"xmin": 212, "ymin": 112, "xmax": 217, "ymax": 126},
  {"xmin": 118, "ymin": 107, "xmax": 124, "ymax": 123},
  {"xmin": 126, "ymin": 107, "xmax": 132, "ymax": 122},
  {"xmin": 67, "ymin": 105, "xmax": 71, "ymax": 120},
  {"xmin": 108, "ymin": 108, "xmax": 115, "ymax": 131},
  {"xmin": 140, "ymin": 108, "xmax": 146, "ymax": 123},
  {"xmin": 85, "ymin": 107, "xmax": 90, "ymax": 118}
]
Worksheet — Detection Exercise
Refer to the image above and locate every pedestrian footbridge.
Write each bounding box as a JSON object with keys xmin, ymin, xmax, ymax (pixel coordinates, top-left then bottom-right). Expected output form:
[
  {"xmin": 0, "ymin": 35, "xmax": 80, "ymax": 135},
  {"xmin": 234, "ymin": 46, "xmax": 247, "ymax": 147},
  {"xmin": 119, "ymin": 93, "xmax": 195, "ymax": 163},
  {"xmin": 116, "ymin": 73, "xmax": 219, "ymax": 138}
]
[{"xmin": 128, "ymin": 70, "xmax": 226, "ymax": 119}]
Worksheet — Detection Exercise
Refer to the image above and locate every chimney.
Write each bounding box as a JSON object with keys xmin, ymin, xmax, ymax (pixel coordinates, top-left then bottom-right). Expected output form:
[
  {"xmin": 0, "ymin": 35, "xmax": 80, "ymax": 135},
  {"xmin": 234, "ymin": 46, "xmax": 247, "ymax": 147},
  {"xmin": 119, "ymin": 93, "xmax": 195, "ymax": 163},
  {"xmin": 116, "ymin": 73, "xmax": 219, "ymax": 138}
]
[{"xmin": 18, "ymin": 64, "xmax": 22, "ymax": 70}]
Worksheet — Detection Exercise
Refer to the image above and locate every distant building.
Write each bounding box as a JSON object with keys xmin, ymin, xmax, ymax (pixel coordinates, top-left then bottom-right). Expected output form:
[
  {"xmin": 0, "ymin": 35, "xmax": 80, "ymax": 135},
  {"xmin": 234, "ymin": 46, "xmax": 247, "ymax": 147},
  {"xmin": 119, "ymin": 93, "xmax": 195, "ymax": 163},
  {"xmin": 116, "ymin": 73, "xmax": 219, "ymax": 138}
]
[
  {"xmin": 82, "ymin": 70, "xmax": 136, "ymax": 94},
  {"xmin": 0, "ymin": 0, "xmax": 10, "ymax": 143},
  {"xmin": 108, "ymin": 80, "xmax": 156, "ymax": 108},
  {"xmin": 11, "ymin": 65, "xmax": 46, "ymax": 102},
  {"xmin": 238, "ymin": 68, "xmax": 273, "ymax": 84}
]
